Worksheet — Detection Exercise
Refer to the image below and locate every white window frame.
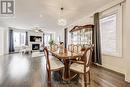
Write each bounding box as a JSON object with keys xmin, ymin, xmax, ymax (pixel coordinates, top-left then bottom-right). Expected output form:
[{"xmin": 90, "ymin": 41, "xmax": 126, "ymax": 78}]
[
  {"xmin": 44, "ymin": 32, "xmax": 55, "ymax": 46},
  {"xmin": 13, "ymin": 31, "xmax": 26, "ymax": 48},
  {"xmin": 100, "ymin": 5, "xmax": 122, "ymax": 57}
]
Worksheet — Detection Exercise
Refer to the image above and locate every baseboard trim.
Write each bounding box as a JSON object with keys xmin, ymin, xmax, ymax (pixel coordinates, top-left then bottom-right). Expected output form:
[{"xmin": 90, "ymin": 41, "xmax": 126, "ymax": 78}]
[{"xmin": 93, "ymin": 63, "xmax": 125, "ymax": 77}]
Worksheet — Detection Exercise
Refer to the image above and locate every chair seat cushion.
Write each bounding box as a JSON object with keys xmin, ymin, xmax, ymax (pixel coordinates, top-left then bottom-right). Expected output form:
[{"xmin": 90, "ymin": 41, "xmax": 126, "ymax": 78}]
[
  {"xmin": 70, "ymin": 63, "xmax": 89, "ymax": 73},
  {"xmin": 50, "ymin": 57, "xmax": 64, "ymax": 71}
]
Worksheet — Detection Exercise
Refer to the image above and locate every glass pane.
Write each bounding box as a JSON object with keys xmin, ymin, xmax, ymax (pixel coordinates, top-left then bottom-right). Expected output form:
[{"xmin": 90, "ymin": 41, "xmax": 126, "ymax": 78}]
[
  {"xmin": 20, "ymin": 33, "xmax": 26, "ymax": 46},
  {"xmin": 100, "ymin": 14, "xmax": 117, "ymax": 54},
  {"xmin": 44, "ymin": 33, "xmax": 53, "ymax": 46},
  {"xmin": 13, "ymin": 32, "xmax": 20, "ymax": 47}
]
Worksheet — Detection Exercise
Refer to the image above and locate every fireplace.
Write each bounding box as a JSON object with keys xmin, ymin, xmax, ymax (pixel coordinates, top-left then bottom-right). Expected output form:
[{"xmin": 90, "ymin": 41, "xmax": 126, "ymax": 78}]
[{"xmin": 32, "ymin": 44, "xmax": 40, "ymax": 50}]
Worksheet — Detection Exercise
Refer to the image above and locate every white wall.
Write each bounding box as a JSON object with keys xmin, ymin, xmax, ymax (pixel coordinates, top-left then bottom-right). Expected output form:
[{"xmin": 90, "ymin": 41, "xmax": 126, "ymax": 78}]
[
  {"xmin": 0, "ymin": 28, "xmax": 4, "ymax": 55},
  {"xmin": 124, "ymin": 0, "xmax": 130, "ymax": 82},
  {"xmin": 0, "ymin": 27, "xmax": 9, "ymax": 55},
  {"xmin": 4, "ymin": 29, "xmax": 9, "ymax": 54}
]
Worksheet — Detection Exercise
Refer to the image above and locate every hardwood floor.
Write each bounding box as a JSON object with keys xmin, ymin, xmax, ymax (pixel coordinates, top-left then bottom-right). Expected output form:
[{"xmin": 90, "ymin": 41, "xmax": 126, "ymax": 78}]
[{"xmin": 0, "ymin": 53, "xmax": 129, "ymax": 87}]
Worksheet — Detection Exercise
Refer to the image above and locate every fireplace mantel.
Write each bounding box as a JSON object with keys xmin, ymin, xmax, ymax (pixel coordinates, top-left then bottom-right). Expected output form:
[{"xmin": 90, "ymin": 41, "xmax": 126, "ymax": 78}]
[{"xmin": 28, "ymin": 31, "xmax": 43, "ymax": 51}]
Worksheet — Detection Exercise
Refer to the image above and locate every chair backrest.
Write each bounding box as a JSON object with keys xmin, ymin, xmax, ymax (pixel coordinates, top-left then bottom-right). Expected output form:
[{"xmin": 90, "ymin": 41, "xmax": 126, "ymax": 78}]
[
  {"xmin": 68, "ymin": 44, "xmax": 74, "ymax": 52},
  {"xmin": 80, "ymin": 46, "xmax": 93, "ymax": 73},
  {"xmin": 73, "ymin": 45, "xmax": 78, "ymax": 53},
  {"xmin": 68, "ymin": 44, "xmax": 82, "ymax": 53},
  {"xmin": 77, "ymin": 45, "xmax": 82, "ymax": 53},
  {"xmin": 43, "ymin": 47, "xmax": 51, "ymax": 70},
  {"xmin": 83, "ymin": 45, "xmax": 94, "ymax": 67}
]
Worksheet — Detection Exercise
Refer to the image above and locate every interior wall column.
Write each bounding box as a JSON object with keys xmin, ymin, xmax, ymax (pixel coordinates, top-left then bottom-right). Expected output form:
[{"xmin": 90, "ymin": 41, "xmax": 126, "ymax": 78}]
[
  {"xmin": 125, "ymin": 0, "xmax": 130, "ymax": 83},
  {"xmin": 64, "ymin": 28, "xmax": 68, "ymax": 49}
]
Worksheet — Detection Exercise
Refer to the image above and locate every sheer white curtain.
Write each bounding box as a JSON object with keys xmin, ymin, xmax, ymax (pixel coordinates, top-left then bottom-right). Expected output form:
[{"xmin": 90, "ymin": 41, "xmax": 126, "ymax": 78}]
[{"xmin": 13, "ymin": 31, "xmax": 26, "ymax": 52}]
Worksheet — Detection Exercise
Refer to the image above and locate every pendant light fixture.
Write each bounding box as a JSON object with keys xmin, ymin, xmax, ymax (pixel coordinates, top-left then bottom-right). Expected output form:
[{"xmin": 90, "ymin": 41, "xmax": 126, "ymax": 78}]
[{"xmin": 58, "ymin": 0, "xmax": 67, "ymax": 26}]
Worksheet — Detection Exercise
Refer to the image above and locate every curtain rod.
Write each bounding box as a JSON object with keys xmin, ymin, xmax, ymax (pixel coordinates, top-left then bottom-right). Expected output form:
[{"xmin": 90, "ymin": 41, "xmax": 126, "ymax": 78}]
[
  {"xmin": 89, "ymin": 0, "xmax": 126, "ymax": 18},
  {"xmin": 100, "ymin": 0, "xmax": 126, "ymax": 13}
]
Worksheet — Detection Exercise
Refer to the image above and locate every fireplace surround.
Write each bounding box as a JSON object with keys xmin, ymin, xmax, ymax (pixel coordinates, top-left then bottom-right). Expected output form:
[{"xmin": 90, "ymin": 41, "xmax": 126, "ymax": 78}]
[{"xmin": 32, "ymin": 44, "xmax": 40, "ymax": 50}]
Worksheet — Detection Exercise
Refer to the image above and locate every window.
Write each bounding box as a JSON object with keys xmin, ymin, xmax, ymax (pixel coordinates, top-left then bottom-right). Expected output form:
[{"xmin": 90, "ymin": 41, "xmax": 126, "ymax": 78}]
[
  {"xmin": 100, "ymin": 14, "xmax": 117, "ymax": 54},
  {"xmin": 44, "ymin": 33, "xmax": 53, "ymax": 46},
  {"xmin": 100, "ymin": 5, "xmax": 122, "ymax": 57},
  {"xmin": 13, "ymin": 32, "xmax": 26, "ymax": 47}
]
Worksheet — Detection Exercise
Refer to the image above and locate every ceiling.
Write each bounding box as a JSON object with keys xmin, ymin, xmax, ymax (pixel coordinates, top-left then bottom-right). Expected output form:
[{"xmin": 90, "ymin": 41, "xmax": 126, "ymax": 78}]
[{"xmin": 0, "ymin": 0, "xmax": 114, "ymax": 31}]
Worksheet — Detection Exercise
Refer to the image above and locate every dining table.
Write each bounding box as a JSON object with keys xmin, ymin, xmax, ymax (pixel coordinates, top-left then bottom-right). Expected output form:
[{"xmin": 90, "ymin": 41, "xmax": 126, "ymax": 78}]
[{"xmin": 49, "ymin": 49, "xmax": 84, "ymax": 81}]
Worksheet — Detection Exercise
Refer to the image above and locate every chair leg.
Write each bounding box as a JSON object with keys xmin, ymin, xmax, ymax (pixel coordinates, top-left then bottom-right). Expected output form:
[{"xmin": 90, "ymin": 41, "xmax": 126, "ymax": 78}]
[
  {"xmin": 88, "ymin": 71, "xmax": 90, "ymax": 85},
  {"xmin": 47, "ymin": 69, "xmax": 51, "ymax": 87},
  {"xmin": 84, "ymin": 74, "xmax": 87, "ymax": 87}
]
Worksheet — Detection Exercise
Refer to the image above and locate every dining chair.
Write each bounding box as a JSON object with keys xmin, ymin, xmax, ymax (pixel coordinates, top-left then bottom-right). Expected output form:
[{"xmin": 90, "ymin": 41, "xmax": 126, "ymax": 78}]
[
  {"xmin": 70, "ymin": 44, "xmax": 82, "ymax": 60},
  {"xmin": 74, "ymin": 45, "xmax": 82, "ymax": 60},
  {"xmin": 43, "ymin": 47, "xmax": 64, "ymax": 87},
  {"xmin": 73, "ymin": 45, "xmax": 78, "ymax": 53},
  {"xmin": 77, "ymin": 45, "xmax": 82, "ymax": 53},
  {"xmin": 69, "ymin": 46, "xmax": 93, "ymax": 87},
  {"xmin": 68, "ymin": 44, "xmax": 74, "ymax": 52}
]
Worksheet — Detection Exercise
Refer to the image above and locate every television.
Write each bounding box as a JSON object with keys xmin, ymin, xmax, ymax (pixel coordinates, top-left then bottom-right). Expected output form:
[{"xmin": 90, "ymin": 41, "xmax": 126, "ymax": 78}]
[{"xmin": 30, "ymin": 36, "xmax": 42, "ymax": 42}]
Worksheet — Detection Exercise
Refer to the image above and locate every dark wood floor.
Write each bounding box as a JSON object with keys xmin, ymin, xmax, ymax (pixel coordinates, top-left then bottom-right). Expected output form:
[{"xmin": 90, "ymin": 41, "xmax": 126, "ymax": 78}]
[{"xmin": 0, "ymin": 53, "xmax": 129, "ymax": 87}]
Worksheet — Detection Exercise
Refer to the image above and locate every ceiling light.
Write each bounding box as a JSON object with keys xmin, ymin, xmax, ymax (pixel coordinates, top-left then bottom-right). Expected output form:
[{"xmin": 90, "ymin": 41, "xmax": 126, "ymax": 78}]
[
  {"xmin": 58, "ymin": 18, "xmax": 67, "ymax": 26},
  {"xmin": 57, "ymin": 0, "xmax": 67, "ymax": 26}
]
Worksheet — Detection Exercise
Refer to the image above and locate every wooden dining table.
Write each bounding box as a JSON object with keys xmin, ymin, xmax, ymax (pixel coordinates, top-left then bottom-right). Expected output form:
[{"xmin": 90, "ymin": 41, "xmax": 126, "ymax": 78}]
[{"xmin": 49, "ymin": 49, "xmax": 84, "ymax": 80}]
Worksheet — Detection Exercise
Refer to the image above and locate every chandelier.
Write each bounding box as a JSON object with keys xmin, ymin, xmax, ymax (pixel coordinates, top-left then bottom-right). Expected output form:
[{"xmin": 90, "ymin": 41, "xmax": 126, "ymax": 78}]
[
  {"xmin": 58, "ymin": 18, "xmax": 67, "ymax": 26},
  {"xmin": 58, "ymin": 8, "xmax": 67, "ymax": 26},
  {"xmin": 58, "ymin": 0, "xmax": 67, "ymax": 26}
]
